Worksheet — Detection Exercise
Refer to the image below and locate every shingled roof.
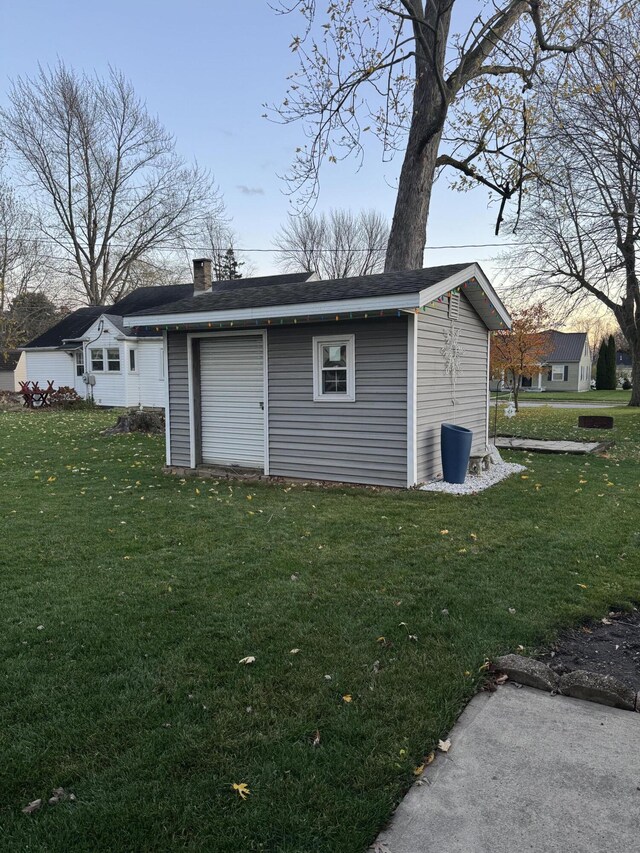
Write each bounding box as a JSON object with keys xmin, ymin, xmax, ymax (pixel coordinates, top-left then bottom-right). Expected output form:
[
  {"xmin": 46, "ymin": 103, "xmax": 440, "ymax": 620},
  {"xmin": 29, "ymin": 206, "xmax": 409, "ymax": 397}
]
[
  {"xmin": 23, "ymin": 285, "xmax": 195, "ymax": 348},
  {"xmin": 129, "ymin": 263, "xmax": 471, "ymax": 318},
  {"xmin": 542, "ymin": 331, "xmax": 588, "ymax": 363}
]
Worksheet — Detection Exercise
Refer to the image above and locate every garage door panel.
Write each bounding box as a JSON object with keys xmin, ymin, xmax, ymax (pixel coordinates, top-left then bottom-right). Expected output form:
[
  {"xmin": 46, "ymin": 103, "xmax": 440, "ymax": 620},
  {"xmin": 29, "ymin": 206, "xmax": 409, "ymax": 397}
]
[{"xmin": 199, "ymin": 336, "xmax": 265, "ymax": 467}]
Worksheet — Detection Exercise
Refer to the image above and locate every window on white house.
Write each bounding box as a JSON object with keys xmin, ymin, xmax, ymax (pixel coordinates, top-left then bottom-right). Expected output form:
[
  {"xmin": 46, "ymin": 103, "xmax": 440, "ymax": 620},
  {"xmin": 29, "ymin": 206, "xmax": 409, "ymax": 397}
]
[
  {"xmin": 90, "ymin": 348, "xmax": 104, "ymax": 372},
  {"xmin": 129, "ymin": 348, "xmax": 136, "ymax": 372},
  {"xmin": 75, "ymin": 350, "xmax": 84, "ymax": 377},
  {"xmin": 159, "ymin": 347, "xmax": 164, "ymax": 380},
  {"xmin": 107, "ymin": 348, "xmax": 120, "ymax": 372},
  {"xmin": 551, "ymin": 364, "xmax": 567, "ymax": 382},
  {"xmin": 313, "ymin": 335, "xmax": 355, "ymax": 401}
]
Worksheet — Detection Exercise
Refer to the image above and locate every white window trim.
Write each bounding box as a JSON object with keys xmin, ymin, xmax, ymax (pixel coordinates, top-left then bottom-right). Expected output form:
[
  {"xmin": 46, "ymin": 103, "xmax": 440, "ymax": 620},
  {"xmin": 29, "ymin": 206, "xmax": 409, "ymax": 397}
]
[
  {"xmin": 128, "ymin": 347, "xmax": 138, "ymax": 374},
  {"xmin": 551, "ymin": 364, "xmax": 566, "ymax": 382},
  {"xmin": 90, "ymin": 347, "xmax": 105, "ymax": 372},
  {"xmin": 106, "ymin": 347, "xmax": 121, "ymax": 373},
  {"xmin": 312, "ymin": 334, "xmax": 355, "ymax": 402}
]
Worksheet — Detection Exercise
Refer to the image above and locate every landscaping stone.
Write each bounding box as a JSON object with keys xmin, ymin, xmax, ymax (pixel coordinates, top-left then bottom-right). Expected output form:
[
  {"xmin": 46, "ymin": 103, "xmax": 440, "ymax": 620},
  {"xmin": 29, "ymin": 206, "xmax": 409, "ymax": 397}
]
[
  {"xmin": 559, "ymin": 670, "xmax": 637, "ymax": 711},
  {"xmin": 494, "ymin": 654, "xmax": 559, "ymax": 692}
]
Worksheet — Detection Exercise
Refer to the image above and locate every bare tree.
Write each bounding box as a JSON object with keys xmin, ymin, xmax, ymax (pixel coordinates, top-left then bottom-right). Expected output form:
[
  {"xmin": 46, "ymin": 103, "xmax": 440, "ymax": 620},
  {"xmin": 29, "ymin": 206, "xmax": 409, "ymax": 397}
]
[
  {"xmin": 506, "ymin": 9, "xmax": 640, "ymax": 405},
  {"xmin": 0, "ymin": 178, "xmax": 45, "ymax": 349},
  {"xmin": 271, "ymin": 1, "xmax": 622, "ymax": 271},
  {"xmin": 0, "ymin": 63, "xmax": 221, "ymax": 306},
  {"xmin": 274, "ymin": 209, "xmax": 388, "ymax": 278}
]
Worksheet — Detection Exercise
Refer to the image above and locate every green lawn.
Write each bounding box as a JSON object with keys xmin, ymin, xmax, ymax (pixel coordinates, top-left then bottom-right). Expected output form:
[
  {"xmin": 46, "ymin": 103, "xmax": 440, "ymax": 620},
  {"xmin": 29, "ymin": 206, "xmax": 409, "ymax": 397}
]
[
  {"xmin": 495, "ymin": 404, "xmax": 640, "ymax": 463},
  {"xmin": 1, "ymin": 409, "xmax": 639, "ymax": 852},
  {"xmin": 515, "ymin": 389, "xmax": 631, "ymax": 403}
]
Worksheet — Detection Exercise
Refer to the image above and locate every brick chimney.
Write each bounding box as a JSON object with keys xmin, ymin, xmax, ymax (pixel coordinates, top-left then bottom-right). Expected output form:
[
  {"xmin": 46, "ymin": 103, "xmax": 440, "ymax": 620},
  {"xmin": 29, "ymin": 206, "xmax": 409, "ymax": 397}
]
[{"xmin": 193, "ymin": 258, "xmax": 212, "ymax": 292}]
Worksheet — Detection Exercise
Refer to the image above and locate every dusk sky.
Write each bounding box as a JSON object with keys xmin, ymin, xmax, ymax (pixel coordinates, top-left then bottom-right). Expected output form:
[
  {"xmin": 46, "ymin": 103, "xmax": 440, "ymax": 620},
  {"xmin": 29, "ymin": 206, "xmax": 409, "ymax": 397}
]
[{"xmin": 1, "ymin": 1, "xmax": 515, "ymax": 279}]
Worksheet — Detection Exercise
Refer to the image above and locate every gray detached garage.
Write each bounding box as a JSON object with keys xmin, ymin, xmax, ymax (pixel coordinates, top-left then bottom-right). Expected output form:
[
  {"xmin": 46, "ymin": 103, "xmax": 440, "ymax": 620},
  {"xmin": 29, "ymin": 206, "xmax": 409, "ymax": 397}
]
[{"xmin": 125, "ymin": 261, "xmax": 510, "ymax": 488}]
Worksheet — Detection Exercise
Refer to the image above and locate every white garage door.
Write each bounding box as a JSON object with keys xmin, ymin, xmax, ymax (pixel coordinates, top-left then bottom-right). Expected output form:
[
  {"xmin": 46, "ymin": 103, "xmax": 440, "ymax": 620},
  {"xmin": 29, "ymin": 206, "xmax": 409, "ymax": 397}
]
[{"xmin": 199, "ymin": 335, "xmax": 265, "ymax": 468}]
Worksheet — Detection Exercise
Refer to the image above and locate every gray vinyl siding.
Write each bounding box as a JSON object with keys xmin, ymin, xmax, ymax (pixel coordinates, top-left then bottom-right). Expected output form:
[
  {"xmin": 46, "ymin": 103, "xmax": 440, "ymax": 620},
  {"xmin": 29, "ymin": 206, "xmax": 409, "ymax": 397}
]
[
  {"xmin": 167, "ymin": 332, "xmax": 191, "ymax": 466},
  {"xmin": 416, "ymin": 295, "xmax": 489, "ymax": 482},
  {"xmin": 268, "ymin": 318, "xmax": 408, "ymax": 487}
]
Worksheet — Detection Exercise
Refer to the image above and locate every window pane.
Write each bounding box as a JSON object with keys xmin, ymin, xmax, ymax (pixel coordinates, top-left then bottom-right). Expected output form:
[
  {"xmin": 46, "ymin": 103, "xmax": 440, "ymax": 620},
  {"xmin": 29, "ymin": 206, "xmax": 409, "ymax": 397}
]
[
  {"xmin": 129, "ymin": 349, "xmax": 136, "ymax": 371},
  {"xmin": 90, "ymin": 349, "xmax": 103, "ymax": 371},
  {"xmin": 322, "ymin": 369, "xmax": 347, "ymax": 393},
  {"xmin": 322, "ymin": 344, "xmax": 346, "ymax": 368},
  {"xmin": 107, "ymin": 348, "xmax": 120, "ymax": 371},
  {"xmin": 75, "ymin": 350, "xmax": 84, "ymax": 377}
]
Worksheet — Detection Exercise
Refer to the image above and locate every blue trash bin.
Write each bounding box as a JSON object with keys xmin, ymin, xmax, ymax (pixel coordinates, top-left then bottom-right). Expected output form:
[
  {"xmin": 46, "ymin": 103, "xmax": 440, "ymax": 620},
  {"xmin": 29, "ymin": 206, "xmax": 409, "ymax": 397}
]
[{"xmin": 441, "ymin": 423, "xmax": 473, "ymax": 484}]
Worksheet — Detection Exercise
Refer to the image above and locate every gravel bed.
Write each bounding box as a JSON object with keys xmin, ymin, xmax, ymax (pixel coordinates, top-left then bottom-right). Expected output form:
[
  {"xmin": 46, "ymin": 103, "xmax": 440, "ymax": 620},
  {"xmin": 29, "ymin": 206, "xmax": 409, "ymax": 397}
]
[{"xmin": 420, "ymin": 462, "xmax": 527, "ymax": 495}]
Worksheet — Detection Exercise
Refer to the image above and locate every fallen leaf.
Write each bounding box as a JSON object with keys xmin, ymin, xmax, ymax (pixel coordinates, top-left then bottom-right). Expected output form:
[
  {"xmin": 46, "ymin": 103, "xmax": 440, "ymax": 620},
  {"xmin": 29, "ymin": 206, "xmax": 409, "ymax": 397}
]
[
  {"xmin": 342, "ymin": 694, "xmax": 352, "ymax": 703},
  {"xmin": 22, "ymin": 799, "xmax": 42, "ymax": 814},
  {"xmin": 239, "ymin": 656, "xmax": 256, "ymax": 665},
  {"xmin": 376, "ymin": 636, "xmax": 386, "ymax": 644},
  {"xmin": 601, "ymin": 617, "xmax": 612, "ymax": 625},
  {"xmin": 437, "ymin": 739, "xmax": 451, "ymax": 753},
  {"xmin": 290, "ymin": 648, "xmax": 300, "ymax": 654},
  {"xmin": 495, "ymin": 673, "xmax": 509, "ymax": 685},
  {"xmin": 424, "ymin": 751, "xmax": 435, "ymax": 766},
  {"xmin": 311, "ymin": 729, "xmax": 321, "ymax": 747},
  {"xmin": 413, "ymin": 763, "xmax": 425, "ymax": 776},
  {"xmin": 232, "ymin": 782, "xmax": 250, "ymax": 800},
  {"xmin": 577, "ymin": 583, "xmax": 588, "ymax": 589},
  {"xmin": 440, "ymin": 529, "xmax": 449, "ymax": 535}
]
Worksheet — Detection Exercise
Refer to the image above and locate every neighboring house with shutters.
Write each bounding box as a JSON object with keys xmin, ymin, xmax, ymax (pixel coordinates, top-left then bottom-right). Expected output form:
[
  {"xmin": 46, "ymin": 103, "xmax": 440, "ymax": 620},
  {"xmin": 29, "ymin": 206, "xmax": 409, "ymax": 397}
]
[
  {"xmin": 520, "ymin": 331, "xmax": 592, "ymax": 392},
  {"xmin": 0, "ymin": 350, "xmax": 26, "ymax": 392},
  {"xmin": 20, "ymin": 284, "xmax": 199, "ymax": 407},
  {"xmin": 125, "ymin": 260, "xmax": 510, "ymax": 488}
]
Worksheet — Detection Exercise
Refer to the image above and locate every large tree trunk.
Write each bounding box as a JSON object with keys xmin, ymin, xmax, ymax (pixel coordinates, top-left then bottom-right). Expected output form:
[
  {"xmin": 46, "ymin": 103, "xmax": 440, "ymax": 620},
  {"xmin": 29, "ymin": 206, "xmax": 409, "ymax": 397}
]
[
  {"xmin": 385, "ymin": 1, "xmax": 453, "ymax": 272},
  {"xmin": 385, "ymin": 121, "xmax": 444, "ymax": 272}
]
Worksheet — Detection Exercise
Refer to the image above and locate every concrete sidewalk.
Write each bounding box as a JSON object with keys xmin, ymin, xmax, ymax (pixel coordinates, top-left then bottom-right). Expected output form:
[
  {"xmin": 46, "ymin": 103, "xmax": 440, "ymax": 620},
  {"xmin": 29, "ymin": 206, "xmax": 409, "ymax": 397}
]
[{"xmin": 374, "ymin": 686, "xmax": 640, "ymax": 852}]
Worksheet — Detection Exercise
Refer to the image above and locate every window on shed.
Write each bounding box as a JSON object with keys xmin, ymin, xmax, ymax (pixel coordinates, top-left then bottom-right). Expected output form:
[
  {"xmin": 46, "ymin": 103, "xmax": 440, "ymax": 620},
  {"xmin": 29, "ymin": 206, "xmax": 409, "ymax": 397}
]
[
  {"xmin": 312, "ymin": 335, "xmax": 355, "ymax": 401},
  {"xmin": 129, "ymin": 348, "xmax": 137, "ymax": 372},
  {"xmin": 107, "ymin": 348, "xmax": 121, "ymax": 372},
  {"xmin": 90, "ymin": 348, "xmax": 104, "ymax": 372},
  {"xmin": 75, "ymin": 350, "xmax": 84, "ymax": 377}
]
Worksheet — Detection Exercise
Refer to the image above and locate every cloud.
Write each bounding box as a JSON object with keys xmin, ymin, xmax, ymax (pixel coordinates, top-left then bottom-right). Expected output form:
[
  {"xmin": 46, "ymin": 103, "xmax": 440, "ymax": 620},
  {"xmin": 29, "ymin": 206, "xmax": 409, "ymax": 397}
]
[{"xmin": 237, "ymin": 185, "xmax": 265, "ymax": 196}]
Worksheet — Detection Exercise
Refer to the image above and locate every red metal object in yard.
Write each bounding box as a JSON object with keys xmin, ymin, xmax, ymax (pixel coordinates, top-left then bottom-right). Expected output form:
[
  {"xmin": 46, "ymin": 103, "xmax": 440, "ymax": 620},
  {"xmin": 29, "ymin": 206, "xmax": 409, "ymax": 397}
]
[{"xmin": 19, "ymin": 380, "xmax": 56, "ymax": 408}]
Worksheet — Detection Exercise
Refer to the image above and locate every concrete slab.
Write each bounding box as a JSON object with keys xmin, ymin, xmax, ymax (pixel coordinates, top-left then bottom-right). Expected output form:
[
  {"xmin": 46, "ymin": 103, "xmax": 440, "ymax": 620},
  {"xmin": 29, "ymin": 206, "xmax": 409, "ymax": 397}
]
[
  {"xmin": 374, "ymin": 687, "xmax": 640, "ymax": 853},
  {"xmin": 495, "ymin": 437, "xmax": 609, "ymax": 454}
]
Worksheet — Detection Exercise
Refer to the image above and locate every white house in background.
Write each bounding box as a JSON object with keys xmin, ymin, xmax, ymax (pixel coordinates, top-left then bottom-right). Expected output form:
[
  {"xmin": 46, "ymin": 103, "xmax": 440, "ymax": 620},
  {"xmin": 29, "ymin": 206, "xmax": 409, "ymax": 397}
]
[
  {"xmin": 0, "ymin": 350, "xmax": 27, "ymax": 391},
  {"xmin": 21, "ymin": 261, "xmax": 315, "ymax": 408},
  {"xmin": 21, "ymin": 280, "xmax": 200, "ymax": 407}
]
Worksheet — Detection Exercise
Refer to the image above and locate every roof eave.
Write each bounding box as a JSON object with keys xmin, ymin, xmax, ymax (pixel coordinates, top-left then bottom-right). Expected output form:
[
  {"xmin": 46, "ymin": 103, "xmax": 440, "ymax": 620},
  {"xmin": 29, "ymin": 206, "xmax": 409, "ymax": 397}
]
[
  {"xmin": 123, "ymin": 292, "xmax": 424, "ymax": 329},
  {"xmin": 418, "ymin": 263, "xmax": 511, "ymax": 330}
]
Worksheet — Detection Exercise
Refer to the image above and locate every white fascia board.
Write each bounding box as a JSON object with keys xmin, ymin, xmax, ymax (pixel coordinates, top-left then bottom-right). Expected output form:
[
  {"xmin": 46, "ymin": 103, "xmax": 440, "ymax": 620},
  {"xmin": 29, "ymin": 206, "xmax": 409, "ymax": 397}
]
[
  {"xmin": 123, "ymin": 292, "xmax": 422, "ymax": 329},
  {"xmin": 417, "ymin": 263, "xmax": 512, "ymax": 330}
]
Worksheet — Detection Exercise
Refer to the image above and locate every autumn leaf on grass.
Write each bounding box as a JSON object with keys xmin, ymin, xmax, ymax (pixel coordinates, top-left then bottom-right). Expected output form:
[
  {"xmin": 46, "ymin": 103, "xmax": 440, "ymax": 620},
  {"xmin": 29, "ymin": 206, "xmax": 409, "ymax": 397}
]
[
  {"xmin": 22, "ymin": 799, "xmax": 42, "ymax": 815},
  {"xmin": 440, "ymin": 529, "xmax": 449, "ymax": 535},
  {"xmin": 437, "ymin": 739, "xmax": 451, "ymax": 753},
  {"xmin": 342, "ymin": 694, "xmax": 353, "ymax": 703},
  {"xmin": 311, "ymin": 729, "xmax": 321, "ymax": 747},
  {"xmin": 577, "ymin": 583, "xmax": 588, "ymax": 589},
  {"xmin": 239, "ymin": 656, "xmax": 256, "ymax": 665},
  {"xmin": 232, "ymin": 782, "xmax": 250, "ymax": 800}
]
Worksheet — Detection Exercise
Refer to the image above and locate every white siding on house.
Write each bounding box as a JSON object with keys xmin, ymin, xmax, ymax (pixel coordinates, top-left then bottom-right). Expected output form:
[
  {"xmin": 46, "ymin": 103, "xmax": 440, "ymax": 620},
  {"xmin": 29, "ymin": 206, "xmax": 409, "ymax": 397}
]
[
  {"xmin": 24, "ymin": 350, "xmax": 75, "ymax": 390},
  {"xmin": 124, "ymin": 339, "xmax": 166, "ymax": 408},
  {"xmin": 416, "ymin": 295, "xmax": 489, "ymax": 482}
]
